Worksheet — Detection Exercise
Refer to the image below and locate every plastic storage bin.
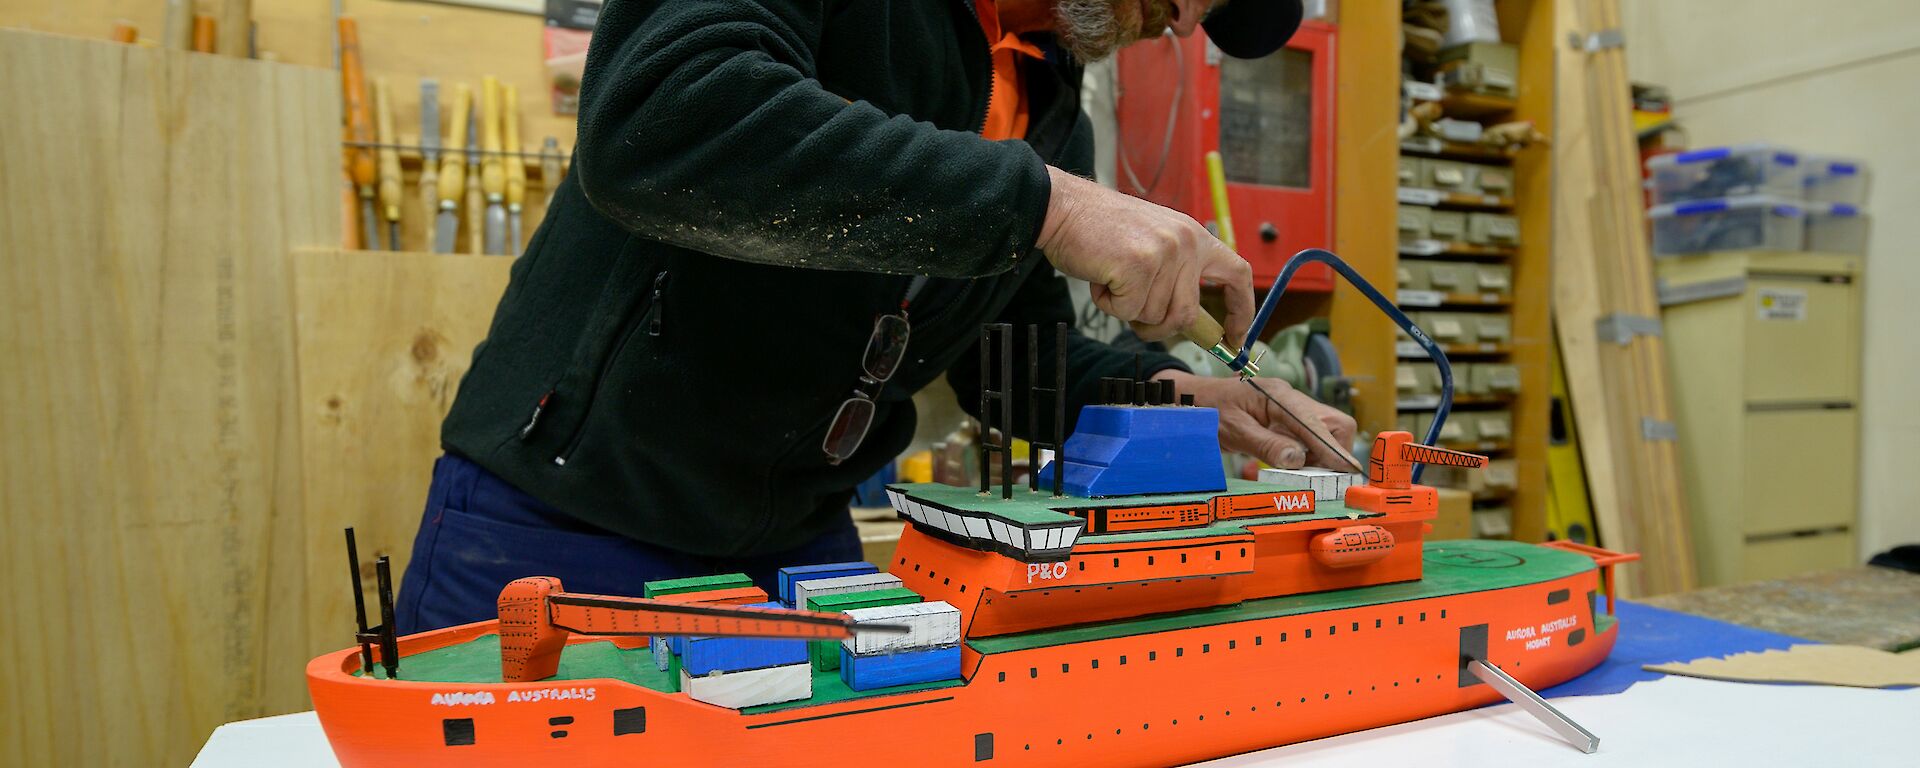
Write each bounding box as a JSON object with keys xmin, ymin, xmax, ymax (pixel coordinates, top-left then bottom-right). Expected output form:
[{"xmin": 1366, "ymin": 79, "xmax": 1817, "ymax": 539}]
[
  {"xmin": 1646, "ymin": 144, "xmax": 1803, "ymax": 204},
  {"xmin": 1805, "ymin": 202, "xmax": 1868, "ymax": 255},
  {"xmin": 1803, "ymin": 156, "xmax": 1869, "ymax": 205},
  {"xmin": 1648, "ymin": 195, "xmax": 1805, "ymax": 256}
]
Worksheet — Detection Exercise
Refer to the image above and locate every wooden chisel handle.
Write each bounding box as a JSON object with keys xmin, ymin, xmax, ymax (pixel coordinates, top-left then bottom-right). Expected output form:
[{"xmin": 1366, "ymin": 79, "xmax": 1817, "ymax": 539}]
[
  {"xmin": 1182, "ymin": 307, "xmax": 1261, "ymax": 378},
  {"xmin": 373, "ymin": 77, "xmax": 403, "ymax": 227},
  {"xmin": 438, "ymin": 84, "xmax": 471, "ymax": 208},
  {"xmin": 1181, "ymin": 310, "xmax": 1228, "ymax": 351},
  {"xmin": 503, "ymin": 84, "xmax": 525, "ymax": 210},
  {"xmin": 480, "ymin": 76, "xmax": 505, "ymax": 202},
  {"xmin": 191, "ymin": 15, "xmax": 216, "ymax": 53},
  {"xmin": 338, "ymin": 18, "xmax": 376, "ymax": 194}
]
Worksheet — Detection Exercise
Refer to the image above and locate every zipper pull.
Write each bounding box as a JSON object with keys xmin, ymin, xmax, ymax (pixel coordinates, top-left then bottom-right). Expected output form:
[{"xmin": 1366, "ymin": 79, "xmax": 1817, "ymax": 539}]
[
  {"xmin": 519, "ymin": 390, "xmax": 553, "ymax": 441},
  {"xmin": 646, "ymin": 270, "xmax": 670, "ymax": 337}
]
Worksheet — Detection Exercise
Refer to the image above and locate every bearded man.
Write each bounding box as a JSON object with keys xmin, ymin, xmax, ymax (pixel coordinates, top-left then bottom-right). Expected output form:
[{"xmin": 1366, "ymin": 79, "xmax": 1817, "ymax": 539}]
[{"xmin": 395, "ymin": 0, "xmax": 1346, "ymax": 632}]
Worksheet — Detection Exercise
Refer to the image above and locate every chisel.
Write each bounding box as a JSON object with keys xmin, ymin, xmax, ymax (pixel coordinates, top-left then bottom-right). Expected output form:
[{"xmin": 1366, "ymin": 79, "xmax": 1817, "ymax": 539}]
[
  {"xmin": 418, "ymin": 79, "xmax": 441, "ymax": 244},
  {"xmin": 540, "ymin": 136, "xmax": 563, "ymax": 208},
  {"xmin": 1180, "ymin": 310, "xmax": 1259, "ymax": 379},
  {"xmin": 480, "ymin": 76, "xmax": 508, "ymax": 255},
  {"xmin": 464, "ymin": 108, "xmax": 484, "ymax": 254},
  {"xmin": 337, "ymin": 17, "xmax": 379, "ymax": 250},
  {"xmin": 432, "ymin": 83, "xmax": 470, "ymax": 254},
  {"xmin": 502, "ymin": 84, "xmax": 526, "ymax": 254},
  {"xmin": 373, "ymin": 77, "xmax": 403, "ymax": 250}
]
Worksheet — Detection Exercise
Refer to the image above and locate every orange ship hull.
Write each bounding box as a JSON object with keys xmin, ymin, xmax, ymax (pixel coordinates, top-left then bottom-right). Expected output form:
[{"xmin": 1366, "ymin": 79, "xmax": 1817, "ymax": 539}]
[{"xmin": 309, "ymin": 543, "xmax": 1617, "ymax": 768}]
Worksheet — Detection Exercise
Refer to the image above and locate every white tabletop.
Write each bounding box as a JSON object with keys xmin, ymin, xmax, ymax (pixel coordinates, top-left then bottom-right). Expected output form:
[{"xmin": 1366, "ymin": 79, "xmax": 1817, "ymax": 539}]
[{"xmin": 195, "ymin": 675, "xmax": 1919, "ymax": 767}]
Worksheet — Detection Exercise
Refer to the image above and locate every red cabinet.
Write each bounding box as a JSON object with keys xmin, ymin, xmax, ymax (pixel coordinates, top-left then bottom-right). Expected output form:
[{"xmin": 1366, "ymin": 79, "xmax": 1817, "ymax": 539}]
[{"xmin": 1115, "ymin": 20, "xmax": 1337, "ymax": 290}]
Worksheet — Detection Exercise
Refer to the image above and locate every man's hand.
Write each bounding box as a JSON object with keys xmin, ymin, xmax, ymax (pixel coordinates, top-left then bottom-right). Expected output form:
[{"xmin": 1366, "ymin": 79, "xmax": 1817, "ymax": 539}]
[
  {"xmin": 1156, "ymin": 370, "xmax": 1358, "ymax": 471},
  {"xmin": 1036, "ymin": 166, "xmax": 1255, "ymax": 347}
]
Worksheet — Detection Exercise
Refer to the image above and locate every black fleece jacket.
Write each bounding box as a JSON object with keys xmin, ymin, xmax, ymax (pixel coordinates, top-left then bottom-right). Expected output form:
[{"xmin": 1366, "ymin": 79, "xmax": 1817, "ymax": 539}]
[{"xmin": 440, "ymin": 0, "xmax": 1185, "ymax": 557}]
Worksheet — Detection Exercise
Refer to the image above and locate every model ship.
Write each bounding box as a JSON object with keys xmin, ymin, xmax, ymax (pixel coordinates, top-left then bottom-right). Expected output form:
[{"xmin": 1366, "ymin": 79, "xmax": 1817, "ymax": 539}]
[{"xmin": 308, "ymin": 250, "xmax": 1636, "ymax": 767}]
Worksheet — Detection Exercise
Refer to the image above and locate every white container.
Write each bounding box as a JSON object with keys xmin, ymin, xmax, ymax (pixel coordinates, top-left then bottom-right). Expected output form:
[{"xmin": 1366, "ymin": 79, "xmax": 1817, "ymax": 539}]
[
  {"xmin": 1257, "ymin": 467, "xmax": 1361, "ymax": 502},
  {"xmin": 842, "ymin": 601, "xmax": 961, "ymax": 656},
  {"xmin": 1805, "ymin": 202, "xmax": 1868, "ymax": 255},
  {"xmin": 790, "ymin": 573, "xmax": 903, "ymax": 612},
  {"xmin": 1646, "ymin": 144, "xmax": 1804, "ymax": 204},
  {"xmin": 681, "ymin": 662, "xmax": 811, "ymax": 709},
  {"xmin": 1804, "ymin": 156, "xmax": 1870, "ymax": 206},
  {"xmin": 1648, "ymin": 195, "xmax": 1806, "ymax": 256}
]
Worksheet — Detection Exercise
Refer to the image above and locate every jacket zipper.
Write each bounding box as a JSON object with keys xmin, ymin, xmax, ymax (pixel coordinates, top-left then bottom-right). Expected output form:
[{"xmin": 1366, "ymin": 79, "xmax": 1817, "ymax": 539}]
[
  {"xmin": 960, "ymin": 0, "xmax": 993, "ymax": 135},
  {"xmin": 548, "ymin": 269, "xmax": 670, "ymax": 466}
]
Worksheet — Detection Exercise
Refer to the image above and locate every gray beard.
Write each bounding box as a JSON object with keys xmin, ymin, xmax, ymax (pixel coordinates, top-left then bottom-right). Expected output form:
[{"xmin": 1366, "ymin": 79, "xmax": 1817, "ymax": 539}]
[{"xmin": 1054, "ymin": 0, "xmax": 1125, "ymax": 62}]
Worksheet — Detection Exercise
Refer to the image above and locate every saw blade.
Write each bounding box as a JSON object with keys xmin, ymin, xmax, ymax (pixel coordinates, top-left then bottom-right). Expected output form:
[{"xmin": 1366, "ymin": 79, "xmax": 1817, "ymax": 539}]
[{"xmin": 1243, "ymin": 377, "xmax": 1362, "ymax": 473}]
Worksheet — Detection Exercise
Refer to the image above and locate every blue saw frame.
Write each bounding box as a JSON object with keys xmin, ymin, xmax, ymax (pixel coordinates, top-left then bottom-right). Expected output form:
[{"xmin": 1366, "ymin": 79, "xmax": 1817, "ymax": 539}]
[{"xmin": 1227, "ymin": 249, "xmax": 1455, "ymax": 483}]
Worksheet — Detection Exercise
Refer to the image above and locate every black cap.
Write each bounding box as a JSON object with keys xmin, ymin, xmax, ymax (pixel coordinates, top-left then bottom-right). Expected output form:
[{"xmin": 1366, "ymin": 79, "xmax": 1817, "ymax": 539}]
[{"xmin": 1202, "ymin": 0, "xmax": 1305, "ymax": 59}]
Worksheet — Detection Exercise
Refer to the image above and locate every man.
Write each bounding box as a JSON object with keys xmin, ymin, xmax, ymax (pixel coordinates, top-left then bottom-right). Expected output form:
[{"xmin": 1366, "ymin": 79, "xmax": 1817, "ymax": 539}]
[{"xmin": 395, "ymin": 0, "xmax": 1350, "ymax": 633}]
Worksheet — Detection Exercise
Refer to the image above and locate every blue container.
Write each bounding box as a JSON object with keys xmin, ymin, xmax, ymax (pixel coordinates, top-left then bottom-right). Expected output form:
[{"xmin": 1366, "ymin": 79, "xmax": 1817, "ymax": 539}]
[
  {"xmin": 683, "ymin": 635, "xmax": 808, "ymax": 676},
  {"xmin": 776, "ymin": 561, "xmax": 878, "ymax": 606},
  {"xmin": 839, "ymin": 645, "xmax": 962, "ymax": 691}
]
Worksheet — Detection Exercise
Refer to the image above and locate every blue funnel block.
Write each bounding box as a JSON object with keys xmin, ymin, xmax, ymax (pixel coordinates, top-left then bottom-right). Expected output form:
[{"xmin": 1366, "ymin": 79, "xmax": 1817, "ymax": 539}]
[{"xmin": 1037, "ymin": 405, "xmax": 1227, "ymax": 497}]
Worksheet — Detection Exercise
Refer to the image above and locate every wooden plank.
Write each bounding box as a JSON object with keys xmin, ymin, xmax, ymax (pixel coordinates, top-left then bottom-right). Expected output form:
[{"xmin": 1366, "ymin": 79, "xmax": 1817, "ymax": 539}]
[
  {"xmin": 292, "ymin": 248, "xmax": 512, "ymax": 663},
  {"xmin": 0, "ymin": 30, "xmax": 336, "ymax": 766},
  {"xmin": 1547, "ymin": 0, "xmax": 1696, "ymax": 595},
  {"xmin": 1328, "ymin": 0, "xmax": 1402, "ymax": 441}
]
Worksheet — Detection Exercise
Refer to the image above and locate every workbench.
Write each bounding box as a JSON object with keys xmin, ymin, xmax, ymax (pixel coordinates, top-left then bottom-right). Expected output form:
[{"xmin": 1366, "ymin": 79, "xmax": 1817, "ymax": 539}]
[
  {"xmin": 1642, "ymin": 566, "xmax": 1920, "ymax": 651},
  {"xmin": 192, "ymin": 600, "xmax": 1919, "ymax": 766}
]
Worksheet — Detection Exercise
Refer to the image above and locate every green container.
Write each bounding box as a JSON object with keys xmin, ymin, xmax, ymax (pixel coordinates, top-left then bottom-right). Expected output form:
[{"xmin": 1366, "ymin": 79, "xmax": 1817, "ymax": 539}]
[
  {"xmin": 806, "ymin": 587, "xmax": 922, "ymax": 670},
  {"xmin": 641, "ymin": 572, "xmax": 753, "ymax": 598}
]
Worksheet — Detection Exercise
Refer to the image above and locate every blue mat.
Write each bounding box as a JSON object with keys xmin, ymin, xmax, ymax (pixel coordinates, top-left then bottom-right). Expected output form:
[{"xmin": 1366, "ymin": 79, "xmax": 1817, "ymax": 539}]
[{"xmin": 1539, "ymin": 598, "xmax": 1809, "ymax": 698}]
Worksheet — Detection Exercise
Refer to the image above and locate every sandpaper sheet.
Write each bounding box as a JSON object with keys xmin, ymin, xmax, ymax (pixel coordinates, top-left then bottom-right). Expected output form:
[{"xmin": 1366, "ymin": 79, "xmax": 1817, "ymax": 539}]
[{"xmin": 1644, "ymin": 643, "xmax": 1920, "ymax": 688}]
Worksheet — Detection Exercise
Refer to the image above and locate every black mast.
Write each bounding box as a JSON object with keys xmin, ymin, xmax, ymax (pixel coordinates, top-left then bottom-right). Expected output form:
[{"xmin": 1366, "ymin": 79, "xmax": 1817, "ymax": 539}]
[{"xmin": 344, "ymin": 527, "xmax": 374, "ymax": 676}]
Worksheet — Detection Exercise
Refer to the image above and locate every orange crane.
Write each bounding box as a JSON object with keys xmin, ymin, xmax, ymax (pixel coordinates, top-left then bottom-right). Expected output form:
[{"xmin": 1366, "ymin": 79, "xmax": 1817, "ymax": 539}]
[{"xmin": 497, "ymin": 576, "xmax": 904, "ymax": 683}]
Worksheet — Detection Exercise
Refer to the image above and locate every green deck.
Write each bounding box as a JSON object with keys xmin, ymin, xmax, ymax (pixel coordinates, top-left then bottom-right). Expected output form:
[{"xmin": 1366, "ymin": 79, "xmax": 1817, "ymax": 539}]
[
  {"xmin": 377, "ymin": 540, "xmax": 1602, "ymax": 712},
  {"xmin": 357, "ymin": 635, "xmax": 675, "ymax": 689},
  {"xmin": 372, "ymin": 634, "xmax": 964, "ymax": 714},
  {"xmin": 970, "ymin": 540, "xmax": 1598, "ymax": 654}
]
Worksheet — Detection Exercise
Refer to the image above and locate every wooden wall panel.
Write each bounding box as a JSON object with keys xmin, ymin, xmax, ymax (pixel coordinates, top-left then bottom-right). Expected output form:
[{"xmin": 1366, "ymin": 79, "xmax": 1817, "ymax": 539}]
[
  {"xmin": 292, "ymin": 248, "xmax": 512, "ymax": 662},
  {"xmin": 0, "ymin": 0, "xmax": 576, "ymax": 253},
  {"xmin": 0, "ymin": 30, "xmax": 337, "ymax": 766}
]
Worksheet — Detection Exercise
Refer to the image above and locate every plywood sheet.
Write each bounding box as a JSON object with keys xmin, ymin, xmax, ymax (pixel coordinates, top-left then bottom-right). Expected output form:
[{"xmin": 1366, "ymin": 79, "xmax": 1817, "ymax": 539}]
[
  {"xmin": 292, "ymin": 248, "xmax": 512, "ymax": 661},
  {"xmin": 1646, "ymin": 644, "xmax": 1920, "ymax": 689},
  {"xmin": 0, "ymin": 30, "xmax": 337, "ymax": 767}
]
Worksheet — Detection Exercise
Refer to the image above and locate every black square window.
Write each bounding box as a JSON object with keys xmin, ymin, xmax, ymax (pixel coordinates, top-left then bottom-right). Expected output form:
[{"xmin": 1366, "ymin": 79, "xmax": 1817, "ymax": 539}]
[
  {"xmin": 974, "ymin": 732, "xmax": 995, "ymax": 761},
  {"xmin": 442, "ymin": 718, "xmax": 475, "ymax": 746},
  {"xmin": 613, "ymin": 706, "xmax": 647, "ymax": 736}
]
